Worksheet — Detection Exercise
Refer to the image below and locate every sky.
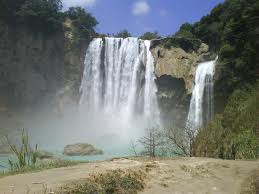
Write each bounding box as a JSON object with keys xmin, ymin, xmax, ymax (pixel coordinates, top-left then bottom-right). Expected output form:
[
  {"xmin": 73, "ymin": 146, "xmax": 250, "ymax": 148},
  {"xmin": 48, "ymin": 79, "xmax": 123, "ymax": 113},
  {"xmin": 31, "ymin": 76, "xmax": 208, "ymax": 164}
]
[{"xmin": 62, "ymin": 0, "xmax": 225, "ymax": 37}]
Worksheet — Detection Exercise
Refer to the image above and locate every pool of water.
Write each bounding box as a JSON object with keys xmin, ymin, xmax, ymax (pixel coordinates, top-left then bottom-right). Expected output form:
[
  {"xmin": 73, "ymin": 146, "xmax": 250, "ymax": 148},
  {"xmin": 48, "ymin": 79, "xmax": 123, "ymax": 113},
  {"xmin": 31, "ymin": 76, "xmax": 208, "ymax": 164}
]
[
  {"xmin": 0, "ymin": 154, "xmax": 14, "ymax": 171},
  {"xmin": 0, "ymin": 147, "xmax": 134, "ymax": 172}
]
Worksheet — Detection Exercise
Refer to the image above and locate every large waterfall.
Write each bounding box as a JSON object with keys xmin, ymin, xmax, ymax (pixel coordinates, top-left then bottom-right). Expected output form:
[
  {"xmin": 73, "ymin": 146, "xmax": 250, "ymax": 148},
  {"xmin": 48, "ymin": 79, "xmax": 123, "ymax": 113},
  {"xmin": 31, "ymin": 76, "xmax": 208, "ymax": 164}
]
[
  {"xmin": 186, "ymin": 58, "xmax": 217, "ymax": 132},
  {"xmin": 79, "ymin": 37, "xmax": 160, "ymax": 139}
]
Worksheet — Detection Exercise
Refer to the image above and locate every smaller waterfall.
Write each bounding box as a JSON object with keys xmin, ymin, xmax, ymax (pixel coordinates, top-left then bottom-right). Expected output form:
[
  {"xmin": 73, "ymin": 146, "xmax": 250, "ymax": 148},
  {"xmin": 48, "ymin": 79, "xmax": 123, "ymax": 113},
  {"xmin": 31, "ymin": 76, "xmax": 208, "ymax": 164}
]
[{"xmin": 186, "ymin": 58, "xmax": 217, "ymax": 132}]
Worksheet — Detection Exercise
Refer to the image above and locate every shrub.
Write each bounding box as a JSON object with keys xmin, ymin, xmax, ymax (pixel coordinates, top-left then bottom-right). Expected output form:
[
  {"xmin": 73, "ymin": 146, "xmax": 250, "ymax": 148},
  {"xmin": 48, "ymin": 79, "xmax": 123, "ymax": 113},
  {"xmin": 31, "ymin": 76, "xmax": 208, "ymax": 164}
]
[
  {"xmin": 6, "ymin": 129, "xmax": 38, "ymax": 171},
  {"xmin": 57, "ymin": 169, "xmax": 146, "ymax": 194},
  {"xmin": 140, "ymin": 32, "xmax": 161, "ymax": 40},
  {"xmin": 115, "ymin": 30, "xmax": 132, "ymax": 38},
  {"xmin": 64, "ymin": 7, "xmax": 98, "ymax": 39},
  {"xmin": 193, "ymin": 83, "xmax": 258, "ymax": 159},
  {"xmin": 17, "ymin": 0, "xmax": 63, "ymax": 32}
]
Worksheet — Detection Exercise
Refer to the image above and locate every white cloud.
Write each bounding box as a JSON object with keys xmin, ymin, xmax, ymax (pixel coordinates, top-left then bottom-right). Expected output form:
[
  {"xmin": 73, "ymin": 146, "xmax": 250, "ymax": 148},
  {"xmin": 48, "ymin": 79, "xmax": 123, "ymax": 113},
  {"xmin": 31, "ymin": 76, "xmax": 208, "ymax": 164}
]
[
  {"xmin": 62, "ymin": 0, "xmax": 97, "ymax": 10},
  {"xmin": 132, "ymin": 1, "xmax": 150, "ymax": 16}
]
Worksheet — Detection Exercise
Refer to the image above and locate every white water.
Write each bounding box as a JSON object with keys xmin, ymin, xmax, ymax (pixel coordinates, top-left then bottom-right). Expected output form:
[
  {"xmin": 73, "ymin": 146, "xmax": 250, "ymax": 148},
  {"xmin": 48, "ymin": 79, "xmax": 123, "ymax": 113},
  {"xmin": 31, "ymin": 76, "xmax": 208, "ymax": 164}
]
[
  {"xmin": 79, "ymin": 37, "xmax": 160, "ymax": 140},
  {"xmin": 186, "ymin": 58, "xmax": 217, "ymax": 132}
]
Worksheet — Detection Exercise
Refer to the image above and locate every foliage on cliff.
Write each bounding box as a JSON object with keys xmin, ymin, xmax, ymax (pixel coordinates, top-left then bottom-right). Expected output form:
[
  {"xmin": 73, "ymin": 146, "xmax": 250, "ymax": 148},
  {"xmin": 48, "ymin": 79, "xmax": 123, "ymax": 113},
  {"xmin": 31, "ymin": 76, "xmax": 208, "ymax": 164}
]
[
  {"xmin": 114, "ymin": 29, "xmax": 132, "ymax": 38},
  {"xmin": 64, "ymin": 7, "xmax": 98, "ymax": 40},
  {"xmin": 175, "ymin": 0, "xmax": 258, "ymax": 94},
  {"xmin": 0, "ymin": 0, "xmax": 98, "ymax": 37},
  {"xmin": 193, "ymin": 83, "xmax": 259, "ymax": 159},
  {"xmin": 140, "ymin": 32, "xmax": 161, "ymax": 40}
]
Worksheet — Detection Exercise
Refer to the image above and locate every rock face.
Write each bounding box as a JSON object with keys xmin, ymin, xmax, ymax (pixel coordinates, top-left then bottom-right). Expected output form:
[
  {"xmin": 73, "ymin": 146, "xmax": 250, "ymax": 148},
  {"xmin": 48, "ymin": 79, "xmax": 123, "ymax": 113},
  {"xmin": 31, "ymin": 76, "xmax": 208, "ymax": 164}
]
[
  {"xmin": 35, "ymin": 150, "xmax": 55, "ymax": 160},
  {"xmin": 0, "ymin": 20, "xmax": 88, "ymax": 114},
  {"xmin": 63, "ymin": 143, "xmax": 104, "ymax": 156},
  {"xmin": 150, "ymin": 37, "xmax": 213, "ymax": 128}
]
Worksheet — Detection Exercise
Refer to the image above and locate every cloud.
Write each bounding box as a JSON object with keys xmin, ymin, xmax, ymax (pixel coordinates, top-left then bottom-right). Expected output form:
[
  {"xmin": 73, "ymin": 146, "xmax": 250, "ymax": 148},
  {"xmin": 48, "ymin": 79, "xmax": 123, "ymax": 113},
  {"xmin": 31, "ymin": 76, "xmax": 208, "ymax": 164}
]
[
  {"xmin": 62, "ymin": 0, "xmax": 97, "ymax": 10},
  {"xmin": 132, "ymin": 1, "xmax": 150, "ymax": 16}
]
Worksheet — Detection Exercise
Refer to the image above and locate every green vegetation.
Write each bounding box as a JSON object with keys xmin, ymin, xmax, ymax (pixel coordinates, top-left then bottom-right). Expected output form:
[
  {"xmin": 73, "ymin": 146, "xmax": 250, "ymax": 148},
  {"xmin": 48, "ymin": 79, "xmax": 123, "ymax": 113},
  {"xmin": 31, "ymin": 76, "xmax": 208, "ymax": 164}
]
[
  {"xmin": 1, "ymin": 129, "xmax": 85, "ymax": 178},
  {"xmin": 0, "ymin": 0, "xmax": 63, "ymax": 32},
  {"xmin": 0, "ymin": 0, "xmax": 98, "ymax": 36},
  {"xmin": 174, "ymin": 0, "xmax": 259, "ymax": 160},
  {"xmin": 193, "ymin": 83, "xmax": 259, "ymax": 159},
  {"xmin": 57, "ymin": 169, "xmax": 146, "ymax": 194},
  {"xmin": 174, "ymin": 23, "xmax": 195, "ymax": 39},
  {"xmin": 64, "ymin": 7, "xmax": 98, "ymax": 40},
  {"xmin": 0, "ymin": 159, "xmax": 83, "ymax": 178},
  {"xmin": 139, "ymin": 31, "xmax": 161, "ymax": 40},
  {"xmin": 151, "ymin": 37, "xmax": 202, "ymax": 53},
  {"xmin": 175, "ymin": 0, "xmax": 258, "ymax": 94},
  {"xmin": 16, "ymin": 0, "xmax": 63, "ymax": 32},
  {"xmin": 5, "ymin": 129, "xmax": 38, "ymax": 171},
  {"xmin": 115, "ymin": 29, "xmax": 132, "ymax": 38}
]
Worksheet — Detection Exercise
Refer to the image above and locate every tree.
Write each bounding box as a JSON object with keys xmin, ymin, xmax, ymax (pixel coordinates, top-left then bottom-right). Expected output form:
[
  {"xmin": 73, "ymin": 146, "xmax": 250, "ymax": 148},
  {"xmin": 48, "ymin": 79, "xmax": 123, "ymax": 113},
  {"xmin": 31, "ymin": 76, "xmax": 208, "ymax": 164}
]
[
  {"xmin": 65, "ymin": 7, "xmax": 98, "ymax": 38},
  {"xmin": 167, "ymin": 127, "xmax": 195, "ymax": 157},
  {"xmin": 174, "ymin": 0, "xmax": 258, "ymax": 95},
  {"xmin": 130, "ymin": 139, "xmax": 138, "ymax": 157},
  {"xmin": 0, "ymin": 0, "xmax": 26, "ymax": 22},
  {"xmin": 139, "ymin": 128, "xmax": 163, "ymax": 158},
  {"xmin": 16, "ymin": 0, "xmax": 63, "ymax": 31},
  {"xmin": 174, "ymin": 23, "xmax": 195, "ymax": 39},
  {"xmin": 115, "ymin": 29, "xmax": 132, "ymax": 38},
  {"xmin": 140, "ymin": 31, "xmax": 161, "ymax": 40}
]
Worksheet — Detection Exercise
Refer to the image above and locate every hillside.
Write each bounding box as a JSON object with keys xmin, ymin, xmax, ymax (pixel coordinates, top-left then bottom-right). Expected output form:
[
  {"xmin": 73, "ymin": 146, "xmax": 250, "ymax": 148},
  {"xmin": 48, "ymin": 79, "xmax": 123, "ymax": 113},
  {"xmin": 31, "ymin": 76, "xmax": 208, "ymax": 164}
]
[{"xmin": 175, "ymin": 0, "xmax": 259, "ymax": 159}]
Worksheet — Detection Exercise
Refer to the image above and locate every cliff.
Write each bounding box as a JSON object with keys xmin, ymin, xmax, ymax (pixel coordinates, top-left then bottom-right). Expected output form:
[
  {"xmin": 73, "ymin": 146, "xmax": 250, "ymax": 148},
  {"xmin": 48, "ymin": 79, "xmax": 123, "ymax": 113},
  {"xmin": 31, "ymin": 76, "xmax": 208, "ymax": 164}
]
[
  {"xmin": 150, "ymin": 37, "xmax": 214, "ymax": 128},
  {"xmin": 0, "ymin": 19, "xmax": 88, "ymax": 114},
  {"xmin": 0, "ymin": 25, "xmax": 212, "ymax": 130}
]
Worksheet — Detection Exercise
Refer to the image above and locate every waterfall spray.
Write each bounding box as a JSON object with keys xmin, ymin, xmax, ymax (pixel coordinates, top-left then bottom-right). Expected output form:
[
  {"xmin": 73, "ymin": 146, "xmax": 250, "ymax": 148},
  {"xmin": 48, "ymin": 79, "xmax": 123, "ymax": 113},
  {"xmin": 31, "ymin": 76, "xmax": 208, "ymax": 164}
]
[{"xmin": 79, "ymin": 37, "xmax": 160, "ymax": 138}]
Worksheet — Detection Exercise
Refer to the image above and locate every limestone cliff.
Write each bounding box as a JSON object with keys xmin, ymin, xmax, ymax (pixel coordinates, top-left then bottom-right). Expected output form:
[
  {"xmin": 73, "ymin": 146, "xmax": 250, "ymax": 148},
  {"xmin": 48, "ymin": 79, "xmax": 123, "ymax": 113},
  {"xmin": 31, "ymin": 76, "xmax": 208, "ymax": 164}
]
[{"xmin": 150, "ymin": 37, "xmax": 214, "ymax": 128}]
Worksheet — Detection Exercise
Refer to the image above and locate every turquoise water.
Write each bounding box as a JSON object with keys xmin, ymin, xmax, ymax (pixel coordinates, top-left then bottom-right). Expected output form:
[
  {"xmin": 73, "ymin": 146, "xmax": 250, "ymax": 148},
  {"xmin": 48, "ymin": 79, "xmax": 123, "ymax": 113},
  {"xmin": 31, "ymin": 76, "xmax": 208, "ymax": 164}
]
[
  {"xmin": 0, "ymin": 154, "xmax": 14, "ymax": 171},
  {"xmin": 0, "ymin": 147, "xmax": 133, "ymax": 172}
]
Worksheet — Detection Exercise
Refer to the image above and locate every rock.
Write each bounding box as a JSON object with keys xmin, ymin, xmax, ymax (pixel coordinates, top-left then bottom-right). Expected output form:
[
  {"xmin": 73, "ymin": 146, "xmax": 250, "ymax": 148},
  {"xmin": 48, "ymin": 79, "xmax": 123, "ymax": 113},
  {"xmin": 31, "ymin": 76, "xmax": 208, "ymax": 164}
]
[
  {"xmin": 150, "ymin": 37, "xmax": 211, "ymax": 128},
  {"xmin": 197, "ymin": 43, "xmax": 209, "ymax": 54},
  {"xmin": 151, "ymin": 37, "xmax": 212, "ymax": 93},
  {"xmin": 35, "ymin": 150, "xmax": 55, "ymax": 160},
  {"xmin": 63, "ymin": 143, "xmax": 104, "ymax": 156},
  {"xmin": 197, "ymin": 52, "xmax": 217, "ymax": 63},
  {"xmin": 0, "ymin": 21, "xmax": 88, "ymax": 113}
]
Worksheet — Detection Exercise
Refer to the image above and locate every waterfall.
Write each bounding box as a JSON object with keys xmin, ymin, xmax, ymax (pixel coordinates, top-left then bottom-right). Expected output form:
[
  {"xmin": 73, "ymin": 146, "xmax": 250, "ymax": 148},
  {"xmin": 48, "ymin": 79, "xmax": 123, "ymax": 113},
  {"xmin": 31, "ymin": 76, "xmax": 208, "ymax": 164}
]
[
  {"xmin": 186, "ymin": 58, "xmax": 217, "ymax": 132},
  {"xmin": 79, "ymin": 37, "xmax": 160, "ymax": 138}
]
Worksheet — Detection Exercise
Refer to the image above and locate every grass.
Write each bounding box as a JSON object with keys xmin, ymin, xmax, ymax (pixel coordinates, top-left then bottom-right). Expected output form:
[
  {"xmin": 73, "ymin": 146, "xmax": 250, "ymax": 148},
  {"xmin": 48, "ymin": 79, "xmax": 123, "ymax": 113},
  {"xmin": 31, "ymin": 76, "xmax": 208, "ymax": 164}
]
[
  {"xmin": 5, "ymin": 129, "xmax": 38, "ymax": 171},
  {"xmin": 0, "ymin": 129, "xmax": 88, "ymax": 178},
  {"xmin": 56, "ymin": 169, "xmax": 146, "ymax": 194},
  {"xmin": 0, "ymin": 159, "xmax": 85, "ymax": 178}
]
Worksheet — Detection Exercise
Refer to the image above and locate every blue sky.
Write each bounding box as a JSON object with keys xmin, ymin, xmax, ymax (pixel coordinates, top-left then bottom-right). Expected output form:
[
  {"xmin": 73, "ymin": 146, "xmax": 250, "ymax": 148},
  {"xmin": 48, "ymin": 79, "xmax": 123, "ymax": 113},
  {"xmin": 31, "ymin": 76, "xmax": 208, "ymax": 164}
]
[{"xmin": 62, "ymin": 0, "xmax": 225, "ymax": 36}]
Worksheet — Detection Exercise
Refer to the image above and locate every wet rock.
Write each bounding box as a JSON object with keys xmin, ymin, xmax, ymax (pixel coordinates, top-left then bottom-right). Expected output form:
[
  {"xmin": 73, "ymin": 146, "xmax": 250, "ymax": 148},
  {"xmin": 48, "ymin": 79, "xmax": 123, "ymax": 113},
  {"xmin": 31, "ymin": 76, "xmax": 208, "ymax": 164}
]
[
  {"xmin": 150, "ymin": 37, "xmax": 211, "ymax": 128},
  {"xmin": 35, "ymin": 150, "xmax": 55, "ymax": 160},
  {"xmin": 63, "ymin": 143, "xmax": 104, "ymax": 156}
]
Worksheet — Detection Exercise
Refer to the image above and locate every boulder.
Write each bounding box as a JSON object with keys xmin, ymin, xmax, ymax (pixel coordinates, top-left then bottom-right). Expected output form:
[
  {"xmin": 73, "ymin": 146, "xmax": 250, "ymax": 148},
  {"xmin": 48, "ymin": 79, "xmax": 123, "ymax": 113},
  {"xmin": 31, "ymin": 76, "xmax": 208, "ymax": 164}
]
[
  {"xmin": 63, "ymin": 143, "xmax": 104, "ymax": 156},
  {"xmin": 35, "ymin": 150, "xmax": 55, "ymax": 160}
]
